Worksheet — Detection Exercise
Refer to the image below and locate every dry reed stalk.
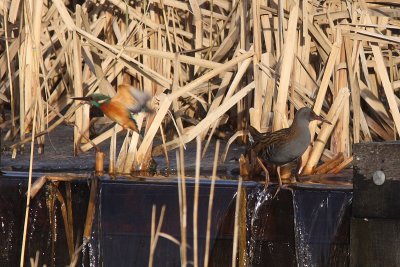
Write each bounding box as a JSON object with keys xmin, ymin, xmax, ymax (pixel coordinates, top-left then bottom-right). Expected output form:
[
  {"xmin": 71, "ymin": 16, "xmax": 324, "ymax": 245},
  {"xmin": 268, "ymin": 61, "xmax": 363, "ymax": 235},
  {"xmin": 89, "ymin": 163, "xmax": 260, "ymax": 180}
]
[
  {"xmin": 344, "ymin": 37, "xmax": 361, "ymax": 144},
  {"xmin": 136, "ymin": 51, "xmax": 253, "ymax": 163},
  {"xmin": 69, "ymin": 243, "xmax": 83, "ymax": 267},
  {"xmin": 371, "ymin": 43, "xmax": 400, "ymax": 132},
  {"xmin": 53, "ymin": 2, "xmax": 171, "ymax": 89},
  {"xmin": 65, "ymin": 182, "xmax": 74, "ymax": 257},
  {"xmin": 301, "ymin": 42, "xmax": 341, "ymax": 168},
  {"xmin": 148, "ymin": 205, "xmax": 166, "ymax": 267},
  {"xmin": 232, "ymin": 177, "xmax": 243, "ymax": 267},
  {"xmin": 95, "ymin": 151, "xmax": 105, "ymax": 176},
  {"xmin": 330, "ymin": 156, "xmax": 353, "ymax": 174},
  {"xmin": 80, "ymin": 124, "xmax": 124, "ymax": 152},
  {"xmin": 15, "ymin": 99, "xmax": 101, "ymax": 155},
  {"xmin": 364, "ymin": 114, "xmax": 393, "ymax": 141},
  {"xmin": 159, "ymin": 125, "xmax": 170, "ymax": 169},
  {"xmin": 149, "ymin": 205, "xmax": 156, "ymax": 266},
  {"xmin": 0, "ymin": 29, "xmax": 20, "ymax": 83},
  {"xmin": 303, "ymin": 88, "xmax": 350, "ymax": 174},
  {"xmin": 21, "ymin": 3, "xmax": 33, "ymax": 138},
  {"xmin": 29, "ymin": 251, "xmax": 39, "ymax": 267},
  {"xmin": 34, "ymin": 4, "xmax": 46, "ymax": 155},
  {"xmin": 252, "ymin": 0, "xmax": 262, "ymax": 130},
  {"xmin": 37, "ymin": 175, "xmax": 88, "ymax": 182},
  {"xmin": 200, "ymin": 72, "xmax": 232, "ymax": 138},
  {"xmin": 119, "ymin": 46, "xmax": 222, "ymax": 68},
  {"xmin": 7, "ymin": 0, "xmax": 19, "ymax": 23},
  {"xmin": 109, "ymin": 126, "xmax": 117, "ymax": 175},
  {"xmin": 20, "ymin": 0, "xmax": 42, "ymax": 263},
  {"xmin": 176, "ymin": 146, "xmax": 187, "ymax": 267},
  {"xmin": 153, "ymin": 82, "xmax": 255, "ymax": 155},
  {"xmin": 204, "ymin": 140, "xmax": 220, "ymax": 267},
  {"xmin": 18, "ymin": 36, "xmax": 26, "ymax": 151},
  {"xmin": 179, "ymin": 144, "xmax": 187, "ymax": 267},
  {"xmin": 222, "ymin": 56, "xmax": 253, "ymax": 105},
  {"xmin": 29, "ymin": 176, "xmax": 47, "ymax": 198},
  {"xmin": 201, "ymin": 119, "xmax": 220, "ymax": 158},
  {"xmin": 80, "ymin": 29, "xmax": 171, "ymax": 88},
  {"xmin": 123, "ymin": 114, "xmax": 144, "ymax": 173},
  {"xmin": 235, "ymin": 0, "xmax": 248, "ymax": 49},
  {"xmin": 238, "ymin": 184, "xmax": 248, "ymax": 265},
  {"xmin": 221, "ymin": 130, "xmax": 248, "ymax": 163},
  {"xmin": 189, "ymin": 0, "xmax": 202, "ymax": 74},
  {"xmin": 193, "ymin": 136, "xmax": 201, "ymax": 267},
  {"xmin": 272, "ymin": 0, "xmax": 299, "ymax": 131},
  {"xmin": 331, "ymin": 39, "xmax": 349, "ymax": 156},
  {"xmin": 116, "ymin": 131, "xmax": 131, "ymax": 173},
  {"xmin": 83, "ymin": 177, "xmax": 98, "ymax": 240},
  {"xmin": 202, "ymin": 55, "xmax": 251, "ymax": 143},
  {"xmin": 314, "ymin": 152, "xmax": 344, "ymax": 175},
  {"xmin": 20, "ymin": 80, "xmax": 37, "ymax": 267},
  {"xmin": 55, "ymin": 189, "xmax": 74, "ymax": 260},
  {"xmin": 239, "ymin": 154, "xmax": 249, "ymax": 178},
  {"xmin": 73, "ymin": 18, "xmax": 84, "ymax": 153},
  {"xmin": 172, "ymin": 54, "xmax": 184, "ymax": 136},
  {"xmin": 3, "ymin": 6, "xmax": 16, "ymax": 136},
  {"xmin": 310, "ymin": 41, "xmax": 340, "ymax": 129}
]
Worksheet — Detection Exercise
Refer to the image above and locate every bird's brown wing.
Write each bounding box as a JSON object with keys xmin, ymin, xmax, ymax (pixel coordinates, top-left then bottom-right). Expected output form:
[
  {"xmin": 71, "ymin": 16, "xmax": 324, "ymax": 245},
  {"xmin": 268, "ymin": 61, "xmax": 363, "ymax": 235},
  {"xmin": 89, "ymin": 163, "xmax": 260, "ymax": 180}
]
[
  {"xmin": 248, "ymin": 126, "xmax": 268, "ymax": 141},
  {"xmin": 249, "ymin": 126, "xmax": 291, "ymax": 155},
  {"xmin": 114, "ymin": 84, "xmax": 152, "ymax": 113}
]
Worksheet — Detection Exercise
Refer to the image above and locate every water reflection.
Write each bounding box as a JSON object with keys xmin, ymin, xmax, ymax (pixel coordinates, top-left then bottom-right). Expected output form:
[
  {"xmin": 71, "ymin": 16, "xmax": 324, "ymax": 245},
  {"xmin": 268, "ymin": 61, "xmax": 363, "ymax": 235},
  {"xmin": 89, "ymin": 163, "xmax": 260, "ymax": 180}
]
[{"xmin": 0, "ymin": 174, "xmax": 352, "ymax": 266}]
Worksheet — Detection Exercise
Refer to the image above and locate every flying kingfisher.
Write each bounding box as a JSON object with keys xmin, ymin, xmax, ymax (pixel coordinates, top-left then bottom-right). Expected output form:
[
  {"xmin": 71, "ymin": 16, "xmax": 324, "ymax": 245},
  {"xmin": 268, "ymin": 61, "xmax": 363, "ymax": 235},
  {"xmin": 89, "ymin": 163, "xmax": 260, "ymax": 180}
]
[{"xmin": 71, "ymin": 84, "xmax": 153, "ymax": 133}]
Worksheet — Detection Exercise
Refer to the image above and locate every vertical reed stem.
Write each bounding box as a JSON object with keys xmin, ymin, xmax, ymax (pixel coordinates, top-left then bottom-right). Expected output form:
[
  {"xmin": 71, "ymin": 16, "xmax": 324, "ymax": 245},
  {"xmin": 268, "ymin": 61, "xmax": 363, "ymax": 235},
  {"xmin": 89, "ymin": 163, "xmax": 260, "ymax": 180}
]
[
  {"xmin": 3, "ymin": 6, "xmax": 16, "ymax": 135},
  {"xmin": 204, "ymin": 140, "xmax": 220, "ymax": 267},
  {"xmin": 179, "ymin": 145, "xmax": 187, "ymax": 267},
  {"xmin": 148, "ymin": 205, "xmax": 166, "ymax": 267},
  {"xmin": 232, "ymin": 178, "xmax": 243, "ymax": 267},
  {"xmin": 19, "ymin": 64, "xmax": 39, "ymax": 267},
  {"xmin": 193, "ymin": 136, "xmax": 201, "ymax": 267}
]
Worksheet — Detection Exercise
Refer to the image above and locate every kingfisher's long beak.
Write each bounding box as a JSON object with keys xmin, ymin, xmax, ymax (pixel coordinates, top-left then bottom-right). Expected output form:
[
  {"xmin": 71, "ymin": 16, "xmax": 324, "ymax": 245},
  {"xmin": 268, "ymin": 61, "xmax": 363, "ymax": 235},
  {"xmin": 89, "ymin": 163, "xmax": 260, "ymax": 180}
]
[
  {"xmin": 71, "ymin": 96, "xmax": 90, "ymax": 102},
  {"xmin": 311, "ymin": 111, "xmax": 332, "ymax": 125}
]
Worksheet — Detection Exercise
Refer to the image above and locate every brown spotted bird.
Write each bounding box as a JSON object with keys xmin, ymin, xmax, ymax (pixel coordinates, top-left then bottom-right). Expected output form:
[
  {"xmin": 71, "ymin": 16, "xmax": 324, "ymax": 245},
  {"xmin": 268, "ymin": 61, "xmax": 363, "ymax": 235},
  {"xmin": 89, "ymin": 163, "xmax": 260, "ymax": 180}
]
[
  {"xmin": 249, "ymin": 107, "xmax": 331, "ymax": 185},
  {"xmin": 72, "ymin": 84, "xmax": 153, "ymax": 133}
]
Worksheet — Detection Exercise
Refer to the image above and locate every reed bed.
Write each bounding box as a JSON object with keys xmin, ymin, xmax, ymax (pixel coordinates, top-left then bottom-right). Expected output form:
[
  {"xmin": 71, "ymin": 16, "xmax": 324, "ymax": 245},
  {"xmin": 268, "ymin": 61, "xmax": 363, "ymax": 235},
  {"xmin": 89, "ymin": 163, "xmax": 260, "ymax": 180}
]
[
  {"xmin": 5, "ymin": 1, "xmax": 380, "ymax": 265},
  {"xmin": 1, "ymin": 0, "xmax": 400, "ymax": 174}
]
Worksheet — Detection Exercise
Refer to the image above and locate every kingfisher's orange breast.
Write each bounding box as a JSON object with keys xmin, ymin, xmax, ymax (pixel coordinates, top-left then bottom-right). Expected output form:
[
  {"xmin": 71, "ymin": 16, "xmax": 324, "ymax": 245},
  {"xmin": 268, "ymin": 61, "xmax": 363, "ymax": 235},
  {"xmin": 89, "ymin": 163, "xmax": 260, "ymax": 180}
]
[{"xmin": 100, "ymin": 101, "xmax": 130, "ymax": 124}]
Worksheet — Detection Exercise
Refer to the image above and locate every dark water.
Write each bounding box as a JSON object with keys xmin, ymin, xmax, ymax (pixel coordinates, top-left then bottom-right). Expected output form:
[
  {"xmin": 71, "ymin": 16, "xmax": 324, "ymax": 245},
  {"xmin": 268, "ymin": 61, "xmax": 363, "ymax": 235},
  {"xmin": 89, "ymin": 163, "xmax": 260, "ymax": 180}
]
[
  {"xmin": 0, "ymin": 175, "xmax": 90, "ymax": 266},
  {"xmin": 0, "ymin": 173, "xmax": 352, "ymax": 266},
  {"xmin": 293, "ymin": 189, "xmax": 352, "ymax": 267},
  {"xmin": 247, "ymin": 186, "xmax": 297, "ymax": 266},
  {"xmin": 246, "ymin": 185, "xmax": 352, "ymax": 267},
  {"xmin": 99, "ymin": 178, "xmax": 252, "ymax": 267}
]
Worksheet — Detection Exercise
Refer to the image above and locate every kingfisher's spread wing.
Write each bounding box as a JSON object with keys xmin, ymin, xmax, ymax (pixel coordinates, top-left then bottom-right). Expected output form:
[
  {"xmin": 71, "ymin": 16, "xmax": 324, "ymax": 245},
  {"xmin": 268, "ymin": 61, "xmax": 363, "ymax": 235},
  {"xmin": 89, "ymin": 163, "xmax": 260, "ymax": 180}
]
[{"xmin": 114, "ymin": 84, "xmax": 152, "ymax": 113}]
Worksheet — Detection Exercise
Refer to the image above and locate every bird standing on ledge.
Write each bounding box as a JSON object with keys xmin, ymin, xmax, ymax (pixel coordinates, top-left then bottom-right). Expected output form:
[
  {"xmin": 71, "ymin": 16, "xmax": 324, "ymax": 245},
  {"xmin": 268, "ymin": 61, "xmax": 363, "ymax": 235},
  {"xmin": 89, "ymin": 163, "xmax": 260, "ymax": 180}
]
[
  {"xmin": 249, "ymin": 107, "xmax": 331, "ymax": 187},
  {"xmin": 72, "ymin": 84, "xmax": 153, "ymax": 133}
]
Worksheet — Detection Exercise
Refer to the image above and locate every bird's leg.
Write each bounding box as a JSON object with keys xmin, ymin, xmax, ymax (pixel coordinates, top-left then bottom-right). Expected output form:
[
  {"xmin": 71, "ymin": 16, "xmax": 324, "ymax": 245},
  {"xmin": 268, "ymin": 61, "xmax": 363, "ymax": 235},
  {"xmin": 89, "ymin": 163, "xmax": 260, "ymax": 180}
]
[
  {"xmin": 256, "ymin": 157, "xmax": 269, "ymax": 189},
  {"xmin": 273, "ymin": 165, "xmax": 283, "ymax": 198},
  {"xmin": 291, "ymin": 158, "xmax": 302, "ymax": 183},
  {"xmin": 277, "ymin": 165, "xmax": 283, "ymax": 187}
]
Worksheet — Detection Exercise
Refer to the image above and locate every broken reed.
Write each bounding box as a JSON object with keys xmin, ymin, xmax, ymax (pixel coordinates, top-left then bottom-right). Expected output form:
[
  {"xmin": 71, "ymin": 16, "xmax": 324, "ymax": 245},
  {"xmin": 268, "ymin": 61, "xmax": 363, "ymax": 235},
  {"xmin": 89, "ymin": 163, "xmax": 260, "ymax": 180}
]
[{"xmin": 2, "ymin": 0, "xmax": 400, "ymax": 175}]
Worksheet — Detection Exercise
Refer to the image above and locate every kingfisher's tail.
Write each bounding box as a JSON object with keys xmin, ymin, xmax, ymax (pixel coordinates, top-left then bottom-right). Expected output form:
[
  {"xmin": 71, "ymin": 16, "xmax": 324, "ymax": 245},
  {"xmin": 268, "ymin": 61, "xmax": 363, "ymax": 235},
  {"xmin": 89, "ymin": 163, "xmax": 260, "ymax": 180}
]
[{"xmin": 127, "ymin": 117, "xmax": 139, "ymax": 133}]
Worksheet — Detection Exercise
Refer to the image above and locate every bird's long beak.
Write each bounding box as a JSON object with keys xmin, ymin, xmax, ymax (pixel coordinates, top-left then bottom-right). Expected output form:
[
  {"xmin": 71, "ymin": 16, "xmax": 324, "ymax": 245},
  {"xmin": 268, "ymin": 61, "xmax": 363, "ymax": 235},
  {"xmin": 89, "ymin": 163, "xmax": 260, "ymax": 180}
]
[
  {"xmin": 311, "ymin": 111, "xmax": 332, "ymax": 125},
  {"xmin": 71, "ymin": 96, "xmax": 90, "ymax": 102}
]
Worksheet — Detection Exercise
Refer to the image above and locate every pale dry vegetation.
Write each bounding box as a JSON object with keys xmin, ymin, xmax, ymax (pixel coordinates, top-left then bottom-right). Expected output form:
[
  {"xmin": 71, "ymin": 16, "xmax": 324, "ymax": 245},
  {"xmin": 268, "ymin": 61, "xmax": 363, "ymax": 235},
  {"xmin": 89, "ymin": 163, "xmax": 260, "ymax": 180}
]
[{"xmin": 0, "ymin": 0, "xmax": 399, "ymax": 175}]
